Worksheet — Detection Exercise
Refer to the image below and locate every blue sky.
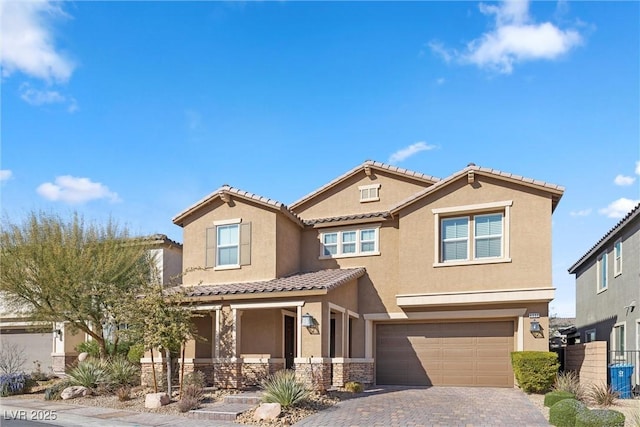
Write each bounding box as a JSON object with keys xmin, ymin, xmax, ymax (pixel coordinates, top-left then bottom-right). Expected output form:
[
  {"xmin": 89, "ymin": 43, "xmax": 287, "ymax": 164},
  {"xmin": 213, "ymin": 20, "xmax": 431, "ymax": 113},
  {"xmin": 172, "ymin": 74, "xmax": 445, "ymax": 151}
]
[{"xmin": 1, "ymin": 0, "xmax": 638, "ymax": 317}]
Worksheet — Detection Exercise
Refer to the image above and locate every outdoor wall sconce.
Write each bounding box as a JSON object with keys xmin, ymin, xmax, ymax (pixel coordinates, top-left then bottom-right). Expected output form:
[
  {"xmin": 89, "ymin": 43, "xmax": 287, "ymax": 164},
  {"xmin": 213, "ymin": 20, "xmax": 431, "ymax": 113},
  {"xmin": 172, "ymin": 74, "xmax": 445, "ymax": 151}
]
[
  {"xmin": 54, "ymin": 329, "xmax": 63, "ymax": 341},
  {"xmin": 529, "ymin": 320, "xmax": 544, "ymax": 338},
  {"xmin": 301, "ymin": 313, "xmax": 315, "ymax": 328}
]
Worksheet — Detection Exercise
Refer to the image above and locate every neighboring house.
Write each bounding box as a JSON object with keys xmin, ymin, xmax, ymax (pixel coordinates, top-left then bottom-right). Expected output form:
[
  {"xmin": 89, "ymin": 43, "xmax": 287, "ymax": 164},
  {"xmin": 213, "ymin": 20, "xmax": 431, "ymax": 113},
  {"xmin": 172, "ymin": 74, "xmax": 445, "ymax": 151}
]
[
  {"xmin": 158, "ymin": 160, "xmax": 564, "ymax": 390},
  {"xmin": 0, "ymin": 234, "xmax": 183, "ymax": 375},
  {"xmin": 568, "ymin": 203, "xmax": 640, "ymax": 383}
]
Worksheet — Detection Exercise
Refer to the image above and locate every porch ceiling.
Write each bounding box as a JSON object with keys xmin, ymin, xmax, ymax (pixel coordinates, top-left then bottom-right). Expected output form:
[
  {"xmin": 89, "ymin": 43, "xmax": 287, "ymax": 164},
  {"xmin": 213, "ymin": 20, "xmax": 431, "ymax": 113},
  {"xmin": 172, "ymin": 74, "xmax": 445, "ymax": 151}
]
[{"xmin": 173, "ymin": 268, "xmax": 365, "ymax": 299}]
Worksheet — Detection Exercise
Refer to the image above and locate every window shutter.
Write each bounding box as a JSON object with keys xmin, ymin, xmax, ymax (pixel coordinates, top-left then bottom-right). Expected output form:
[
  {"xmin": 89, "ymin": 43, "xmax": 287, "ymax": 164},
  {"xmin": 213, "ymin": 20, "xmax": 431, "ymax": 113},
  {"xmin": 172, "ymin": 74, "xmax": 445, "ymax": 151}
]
[
  {"xmin": 206, "ymin": 227, "xmax": 216, "ymax": 268},
  {"xmin": 240, "ymin": 222, "xmax": 251, "ymax": 266}
]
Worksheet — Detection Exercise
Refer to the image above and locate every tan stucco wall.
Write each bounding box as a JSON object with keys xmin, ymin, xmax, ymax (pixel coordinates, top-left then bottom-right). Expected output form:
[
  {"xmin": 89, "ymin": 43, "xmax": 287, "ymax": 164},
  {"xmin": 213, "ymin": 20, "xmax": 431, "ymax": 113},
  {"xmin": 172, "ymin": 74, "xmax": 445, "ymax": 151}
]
[
  {"xmin": 240, "ymin": 309, "xmax": 282, "ymax": 357},
  {"xmin": 181, "ymin": 198, "xmax": 281, "ymax": 285},
  {"xmin": 276, "ymin": 214, "xmax": 301, "ymax": 277},
  {"xmin": 294, "ymin": 170, "xmax": 432, "ymax": 220}
]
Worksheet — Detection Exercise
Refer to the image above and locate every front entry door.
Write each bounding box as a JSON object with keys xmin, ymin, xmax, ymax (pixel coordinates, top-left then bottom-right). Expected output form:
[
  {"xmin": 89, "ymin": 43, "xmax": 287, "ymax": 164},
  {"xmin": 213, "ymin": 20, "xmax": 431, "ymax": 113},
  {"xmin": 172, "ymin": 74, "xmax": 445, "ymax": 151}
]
[{"xmin": 284, "ymin": 315, "xmax": 295, "ymax": 369}]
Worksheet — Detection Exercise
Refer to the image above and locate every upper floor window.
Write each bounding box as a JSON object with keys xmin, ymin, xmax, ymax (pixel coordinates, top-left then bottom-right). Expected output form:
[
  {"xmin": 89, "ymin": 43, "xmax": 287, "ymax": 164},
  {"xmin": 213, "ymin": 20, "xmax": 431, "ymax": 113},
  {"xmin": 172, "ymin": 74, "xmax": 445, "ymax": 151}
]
[
  {"xmin": 614, "ymin": 239, "xmax": 622, "ymax": 276},
  {"xmin": 206, "ymin": 219, "xmax": 251, "ymax": 269},
  {"xmin": 358, "ymin": 184, "xmax": 380, "ymax": 202},
  {"xmin": 320, "ymin": 227, "xmax": 379, "ymax": 258},
  {"xmin": 433, "ymin": 201, "xmax": 512, "ymax": 267},
  {"xmin": 597, "ymin": 252, "xmax": 608, "ymax": 292}
]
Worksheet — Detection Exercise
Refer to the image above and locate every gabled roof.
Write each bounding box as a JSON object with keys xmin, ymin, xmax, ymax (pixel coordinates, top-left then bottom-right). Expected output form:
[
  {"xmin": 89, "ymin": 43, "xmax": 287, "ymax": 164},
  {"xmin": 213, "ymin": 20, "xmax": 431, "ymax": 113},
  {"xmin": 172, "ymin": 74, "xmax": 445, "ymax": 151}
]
[
  {"xmin": 303, "ymin": 212, "xmax": 391, "ymax": 226},
  {"xmin": 175, "ymin": 268, "xmax": 365, "ymax": 298},
  {"xmin": 145, "ymin": 234, "xmax": 183, "ymax": 248},
  {"xmin": 568, "ymin": 203, "xmax": 640, "ymax": 274},
  {"xmin": 289, "ymin": 160, "xmax": 440, "ymax": 211},
  {"xmin": 389, "ymin": 164, "xmax": 565, "ymax": 215},
  {"xmin": 173, "ymin": 185, "xmax": 303, "ymax": 227}
]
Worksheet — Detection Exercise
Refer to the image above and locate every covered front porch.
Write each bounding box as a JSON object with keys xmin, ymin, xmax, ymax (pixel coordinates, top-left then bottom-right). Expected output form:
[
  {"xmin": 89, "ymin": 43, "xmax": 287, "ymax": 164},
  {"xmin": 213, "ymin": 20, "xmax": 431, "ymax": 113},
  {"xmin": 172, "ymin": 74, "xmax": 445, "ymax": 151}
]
[{"xmin": 141, "ymin": 268, "xmax": 373, "ymax": 390}]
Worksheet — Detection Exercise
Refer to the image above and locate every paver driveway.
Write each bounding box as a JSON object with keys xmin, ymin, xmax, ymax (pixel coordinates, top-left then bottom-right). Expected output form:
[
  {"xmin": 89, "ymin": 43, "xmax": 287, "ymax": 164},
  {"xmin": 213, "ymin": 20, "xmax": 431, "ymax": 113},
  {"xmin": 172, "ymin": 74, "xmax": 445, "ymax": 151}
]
[{"xmin": 294, "ymin": 386, "xmax": 549, "ymax": 427}]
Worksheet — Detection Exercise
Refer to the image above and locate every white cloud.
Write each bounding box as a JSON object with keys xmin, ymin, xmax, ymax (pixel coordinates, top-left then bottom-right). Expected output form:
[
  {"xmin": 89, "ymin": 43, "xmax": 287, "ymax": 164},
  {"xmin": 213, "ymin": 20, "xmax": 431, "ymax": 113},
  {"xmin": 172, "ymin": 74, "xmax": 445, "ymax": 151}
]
[
  {"xmin": 569, "ymin": 208, "xmax": 591, "ymax": 217},
  {"xmin": 0, "ymin": 1, "xmax": 75, "ymax": 83},
  {"xmin": 430, "ymin": 0, "xmax": 583, "ymax": 74},
  {"xmin": 614, "ymin": 174, "xmax": 636, "ymax": 186},
  {"xmin": 598, "ymin": 198, "xmax": 640, "ymax": 219},
  {"xmin": 388, "ymin": 142, "xmax": 436, "ymax": 164},
  {"xmin": 635, "ymin": 161, "xmax": 640, "ymax": 175},
  {"xmin": 37, "ymin": 176, "xmax": 121, "ymax": 204},
  {"xmin": 0, "ymin": 170, "xmax": 13, "ymax": 182},
  {"xmin": 19, "ymin": 83, "xmax": 78, "ymax": 112}
]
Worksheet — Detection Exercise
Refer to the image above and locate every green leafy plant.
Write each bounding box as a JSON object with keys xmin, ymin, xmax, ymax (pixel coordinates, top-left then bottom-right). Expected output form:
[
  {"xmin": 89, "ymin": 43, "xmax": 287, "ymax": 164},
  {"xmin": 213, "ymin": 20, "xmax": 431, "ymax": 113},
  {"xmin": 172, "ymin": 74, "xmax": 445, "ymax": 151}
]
[
  {"xmin": 544, "ymin": 390, "xmax": 576, "ymax": 407},
  {"xmin": 260, "ymin": 370, "xmax": 310, "ymax": 408},
  {"xmin": 107, "ymin": 357, "xmax": 140, "ymax": 387},
  {"xmin": 344, "ymin": 381, "xmax": 363, "ymax": 393},
  {"xmin": 575, "ymin": 409, "xmax": 625, "ymax": 427},
  {"xmin": 549, "ymin": 399, "xmax": 587, "ymax": 427},
  {"xmin": 553, "ymin": 371, "xmax": 584, "ymax": 401},
  {"xmin": 66, "ymin": 359, "xmax": 111, "ymax": 390},
  {"xmin": 586, "ymin": 382, "xmax": 618, "ymax": 407},
  {"xmin": 127, "ymin": 343, "xmax": 145, "ymax": 364},
  {"xmin": 44, "ymin": 380, "xmax": 71, "ymax": 401},
  {"xmin": 511, "ymin": 351, "xmax": 560, "ymax": 393}
]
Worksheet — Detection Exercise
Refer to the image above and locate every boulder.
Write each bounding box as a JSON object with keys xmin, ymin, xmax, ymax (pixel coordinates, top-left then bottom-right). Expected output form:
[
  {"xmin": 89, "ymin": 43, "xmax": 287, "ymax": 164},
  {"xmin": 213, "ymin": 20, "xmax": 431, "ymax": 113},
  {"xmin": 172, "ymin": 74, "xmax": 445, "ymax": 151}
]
[
  {"xmin": 145, "ymin": 392, "xmax": 170, "ymax": 409},
  {"xmin": 77, "ymin": 352, "xmax": 89, "ymax": 362},
  {"xmin": 253, "ymin": 402, "xmax": 282, "ymax": 421},
  {"xmin": 61, "ymin": 386, "xmax": 91, "ymax": 400}
]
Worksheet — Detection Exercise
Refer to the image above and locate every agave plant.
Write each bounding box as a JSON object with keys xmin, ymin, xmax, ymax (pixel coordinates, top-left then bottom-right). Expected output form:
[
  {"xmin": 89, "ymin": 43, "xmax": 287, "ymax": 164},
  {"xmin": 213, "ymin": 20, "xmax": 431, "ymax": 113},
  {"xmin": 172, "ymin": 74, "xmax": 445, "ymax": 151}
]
[
  {"xmin": 66, "ymin": 359, "xmax": 111, "ymax": 389},
  {"xmin": 260, "ymin": 370, "xmax": 310, "ymax": 408},
  {"xmin": 107, "ymin": 356, "xmax": 140, "ymax": 387}
]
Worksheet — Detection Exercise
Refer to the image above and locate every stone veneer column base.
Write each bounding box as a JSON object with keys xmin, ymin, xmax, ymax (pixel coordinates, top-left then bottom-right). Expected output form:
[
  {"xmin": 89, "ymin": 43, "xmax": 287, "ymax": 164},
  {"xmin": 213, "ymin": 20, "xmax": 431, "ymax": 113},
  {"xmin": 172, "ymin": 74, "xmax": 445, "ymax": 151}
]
[
  {"xmin": 330, "ymin": 359, "xmax": 374, "ymax": 387},
  {"xmin": 178, "ymin": 360, "xmax": 215, "ymax": 387},
  {"xmin": 140, "ymin": 360, "xmax": 168, "ymax": 389},
  {"xmin": 294, "ymin": 359, "xmax": 332, "ymax": 392},
  {"xmin": 51, "ymin": 354, "xmax": 79, "ymax": 375},
  {"xmin": 213, "ymin": 361, "xmax": 242, "ymax": 389},
  {"xmin": 241, "ymin": 359, "xmax": 285, "ymax": 388}
]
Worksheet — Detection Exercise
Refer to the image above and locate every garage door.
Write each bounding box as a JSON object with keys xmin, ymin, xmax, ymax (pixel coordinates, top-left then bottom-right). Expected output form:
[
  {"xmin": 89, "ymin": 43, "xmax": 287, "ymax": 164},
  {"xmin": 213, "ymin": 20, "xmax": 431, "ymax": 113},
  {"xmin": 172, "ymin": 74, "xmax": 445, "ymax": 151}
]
[{"xmin": 376, "ymin": 321, "xmax": 514, "ymax": 387}]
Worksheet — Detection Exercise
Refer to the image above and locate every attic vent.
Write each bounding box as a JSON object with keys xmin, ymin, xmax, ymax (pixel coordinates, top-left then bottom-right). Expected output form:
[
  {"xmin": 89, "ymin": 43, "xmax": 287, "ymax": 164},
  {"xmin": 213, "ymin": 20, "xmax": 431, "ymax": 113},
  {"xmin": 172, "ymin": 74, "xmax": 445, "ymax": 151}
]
[{"xmin": 359, "ymin": 184, "xmax": 381, "ymax": 202}]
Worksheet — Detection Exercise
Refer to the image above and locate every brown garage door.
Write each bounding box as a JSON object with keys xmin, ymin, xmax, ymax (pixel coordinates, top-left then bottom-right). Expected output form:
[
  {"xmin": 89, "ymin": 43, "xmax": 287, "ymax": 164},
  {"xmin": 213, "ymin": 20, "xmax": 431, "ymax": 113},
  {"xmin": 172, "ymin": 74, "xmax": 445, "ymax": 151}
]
[{"xmin": 376, "ymin": 321, "xmax": 514, "ymax": 387}]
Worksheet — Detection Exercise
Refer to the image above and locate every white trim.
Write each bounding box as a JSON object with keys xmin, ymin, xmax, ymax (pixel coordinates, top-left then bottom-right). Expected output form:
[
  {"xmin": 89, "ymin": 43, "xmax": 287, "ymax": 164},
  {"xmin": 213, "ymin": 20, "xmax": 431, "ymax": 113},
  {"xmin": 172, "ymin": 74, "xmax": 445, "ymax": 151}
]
[
  {"xmin": 296, "ymin": 306, "xmax": 303, "ymax": 359},
  {"xmin": 359, "ymin": 184, "xmax": 381, "ymax": 202},
  {"xmin": 597, "ymin": 252, "xmax": 608, "ymax": 293},
  {"xmin": 319, "ymin": 226, "xmax": 380, "ymax": 259},
  {"xmin": 230, "ymin": 301, "xmax": 305, "ymax": 310},
  {"xmin": 214, "ymin": 264, "xmax": 241, "ymax": 271},
  {"xmin": 612, "ymin": 321, "xmax": 626, "ymax": 353},
  {"xmin": 188, "ymin": 304, "xmax": 221, "ymax": 312},
  {"xmin": 433, "ymin": 258, "xmax": 512, "ymax": 268},
  {"xmin": 328, "ymin": 302, "xmax": 346, "ymax": 313},
  {"xmin": 213, "ymin": 218, "xmax": 241, "ymax": 226},
  {"xmin": 293, "ymin": 357, "xmax": 332, "ymax": 363},
  {"xmin": 328, "ymin": 357, "xmax": 374, "ymax": 363},
  {"xmin": 614, "ymin": 238, "xmax": 622, "ymax": 277},
  {"xmin": 364, "ymin": 308, "xmax": 527, "ymax": 321},
  {"xmin": 215, "ymin": 309, "xmax": 221, "ymax": 358},
  {"xmin": 432, "ymin": 200, "xmax": 513, "ymax": 214},
  {"xmin": 347, "ymin": 310, "xmax": 359, "ymax": 319},
  {"xmin": 517, "ymin": 315, "xmax": 524, "ymax": 351},
  {"xmin": 396, "ymin": 288, "xmax": 555, "ymax": 307}
]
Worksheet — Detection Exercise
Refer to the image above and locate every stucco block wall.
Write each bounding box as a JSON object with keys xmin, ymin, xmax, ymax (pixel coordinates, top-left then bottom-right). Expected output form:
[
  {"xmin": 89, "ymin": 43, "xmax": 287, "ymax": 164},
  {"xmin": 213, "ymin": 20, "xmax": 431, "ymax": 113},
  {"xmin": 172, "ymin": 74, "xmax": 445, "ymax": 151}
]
[{"xmin": 565, "ymin": 342, "xmax": 608, "ymax": 387}]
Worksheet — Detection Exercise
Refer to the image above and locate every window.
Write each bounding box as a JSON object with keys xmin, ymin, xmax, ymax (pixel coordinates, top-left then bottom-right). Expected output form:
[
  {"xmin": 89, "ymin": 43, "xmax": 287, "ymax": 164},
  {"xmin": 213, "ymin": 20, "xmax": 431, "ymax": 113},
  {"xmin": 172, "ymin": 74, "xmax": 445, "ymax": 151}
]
[
  {"xmin": 206, "ymin": 220, "xmax": 251, "ymax": 269},
  {"xmin": 584, "ymin": 329, "xmax": 596, "ymax": 343},
  {"xmin": 441, "ymin": 213, "xmax": 503, "ymax": 262},
  {"xmin": 597, "ymin": 252, "xmax": 608, "ymax": 292},
  {"xmin": 359, "ymin": 184, "xmax": 380, "ymax": 202},
  {"xmin": 320, "ymin": 227, "xmax": 379, "ymax": 258},
  {"xmin": 433, "ymin": 200, "xmax": 511, "ymax": 266},
  {"xmin": 613, "ymin": 323, "xmax": 625, "ymax": 356},
  {"xmin": 217, "ymin": 224, "xmax": 239, "ymax": 266},
  {"xmin": 614, "ymin": 239, "xmax": 622, "ymax": 276}
]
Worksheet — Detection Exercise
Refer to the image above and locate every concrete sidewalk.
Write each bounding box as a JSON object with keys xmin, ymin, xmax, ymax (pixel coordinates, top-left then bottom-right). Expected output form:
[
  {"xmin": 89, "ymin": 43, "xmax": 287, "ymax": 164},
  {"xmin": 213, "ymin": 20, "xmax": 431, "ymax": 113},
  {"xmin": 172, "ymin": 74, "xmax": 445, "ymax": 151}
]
[{"xmin": 0, "ymin": 397, "xmax": 239, "ymax": 427}]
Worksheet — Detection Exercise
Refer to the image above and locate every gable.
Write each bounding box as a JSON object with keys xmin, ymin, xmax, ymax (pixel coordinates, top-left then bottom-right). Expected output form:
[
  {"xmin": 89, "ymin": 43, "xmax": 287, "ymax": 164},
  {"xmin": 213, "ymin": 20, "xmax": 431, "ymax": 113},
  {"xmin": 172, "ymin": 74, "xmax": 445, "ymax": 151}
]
[{"xmin": 292, "ymin": 166, "xmax": 436, "ymax": 220}]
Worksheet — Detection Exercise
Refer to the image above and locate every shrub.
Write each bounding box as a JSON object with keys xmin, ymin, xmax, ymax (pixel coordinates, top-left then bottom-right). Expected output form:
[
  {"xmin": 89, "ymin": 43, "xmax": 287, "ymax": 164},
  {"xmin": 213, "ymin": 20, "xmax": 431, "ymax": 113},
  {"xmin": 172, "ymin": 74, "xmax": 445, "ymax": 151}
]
[
  {"xmin": 0, "ymin": 372, "xmax": 30, "ymax": 396},
  {"xmin": 178, "ymin": 396, "xmax": 200, "ymax": 413},
  {"xmin": 554, "ymin": 371, "xmax": 584, "ymax": 401},
  {"xmin": 127, "ymin": 343, "xmax": 145, "ymax": 365},
  {"xmin": 511, "ymin": 351, "xmax": 560, "ymax": 393},
  {"xmin": 67, "ymin": 359, "xmax": 111, "ymax": 389},
  {"xmin": 116, "ymin": 386, "xmax": 131, "ymax": 402},
  {"xmin": 344, "ymin": 381, "xmax": 363, "ymax": 393},
  {"xmin": 544, "ymin": 390, "xmax": 576, "ymax": 407},
  {"xmin": 182, "ymin": 371, "xmax": 206, "ymax": 389},
  {"xmin": 107, "ymin": 357, "xmax": 140, "ymax": 387},
  {"xmin": 30, "ymin": 360, "xmax": 50, "ymax": 382},
  {"xmin": 586, "ymin": 382, "xmax": 618, "ymax": 407},
  {"xmin": 260, "ymin": 370, "xmax": 310, "ymax": 408},
  {"xmin": 76, "ymin": 340, "xmax": 101, "ymax": 358},
  {"xmin": 549, "ymin": 398, "xmax": 587, "ymax": 427},
  {"xmin": 44, "ymin": 380, "xmax": 71, "ymax": 401},
  {"xmin": 0, "ymin": 342, "xmax": 27, "ymax": 374},
  {"xmin": 575, "ymin": 409, "xmax": 625, "ymax": 427}
]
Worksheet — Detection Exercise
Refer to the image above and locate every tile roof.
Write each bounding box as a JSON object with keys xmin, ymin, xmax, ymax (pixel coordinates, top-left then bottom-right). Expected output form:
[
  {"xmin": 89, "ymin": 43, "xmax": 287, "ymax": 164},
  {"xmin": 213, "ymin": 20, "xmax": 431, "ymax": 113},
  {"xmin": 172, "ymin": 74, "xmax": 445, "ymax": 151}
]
[
  {"xmin": 173, "ymin": 185, "xmax": 303, "ymax": 227},
  {"xmin": 289, "ymin": 160, "xmax": 440, "ymax": 210},
  {"xmin": 303, "ymin": 212, "xmax": 391, "ymax": 226},
  {"xmin": 389, "ymin": 164, "xmax": 565, "ymax": 214},
  {"xmin": 175, "ymin": 268, "xmax": 366, "ymax": 298},
  {"xmin": 568, "ymin": 203, "xmax": 640, "ymax": 273}
]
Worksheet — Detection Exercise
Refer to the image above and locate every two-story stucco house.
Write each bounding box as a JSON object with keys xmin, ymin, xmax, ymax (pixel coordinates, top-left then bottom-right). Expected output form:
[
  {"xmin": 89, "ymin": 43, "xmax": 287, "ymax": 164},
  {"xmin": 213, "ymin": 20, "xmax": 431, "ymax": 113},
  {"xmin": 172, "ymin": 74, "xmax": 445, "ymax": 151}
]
[
  {"xmin": 161, "ymin": 160, "xmax": 563, "ymax": 390},
  {"xmin": 569, "ymin": 203, "xmax": 640, "ymax": 383}
]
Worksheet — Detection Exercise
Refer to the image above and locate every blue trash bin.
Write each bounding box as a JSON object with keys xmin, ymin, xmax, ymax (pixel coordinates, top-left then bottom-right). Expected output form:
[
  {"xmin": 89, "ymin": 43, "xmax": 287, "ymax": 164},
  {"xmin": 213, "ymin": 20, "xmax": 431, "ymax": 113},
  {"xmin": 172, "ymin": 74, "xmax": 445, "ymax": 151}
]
[{"xmin": 609, "ymin": 364, "xmax": 634, "ymax": 398}]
